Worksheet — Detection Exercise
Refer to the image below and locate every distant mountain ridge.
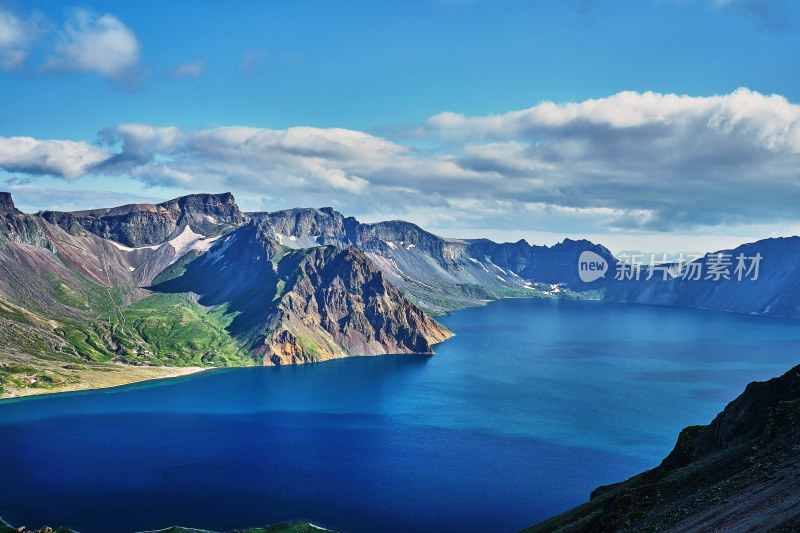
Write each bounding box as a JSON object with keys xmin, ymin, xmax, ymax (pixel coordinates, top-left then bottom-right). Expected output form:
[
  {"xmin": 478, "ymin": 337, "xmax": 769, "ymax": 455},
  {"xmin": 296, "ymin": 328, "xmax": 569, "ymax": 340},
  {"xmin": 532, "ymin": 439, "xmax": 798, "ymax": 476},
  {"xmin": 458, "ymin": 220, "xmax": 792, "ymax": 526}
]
[
  {"xmin": 250, "ymin": 206, "xmax": 613, "ymax": 310},
  {"xmin": 606, "ymin": 237, "xmax": 800, "ymax": 320}
]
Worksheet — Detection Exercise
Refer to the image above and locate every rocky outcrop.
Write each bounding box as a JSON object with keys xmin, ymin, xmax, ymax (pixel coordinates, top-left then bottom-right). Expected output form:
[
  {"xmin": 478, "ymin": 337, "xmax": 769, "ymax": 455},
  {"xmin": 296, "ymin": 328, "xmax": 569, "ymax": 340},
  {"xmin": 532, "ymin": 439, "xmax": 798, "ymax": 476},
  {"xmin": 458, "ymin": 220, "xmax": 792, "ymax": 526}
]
[
  {"xmin": 261, "ymin": 329, "xmax": 312, "ymax": 365},
  {"xmin": 41, "ymin": 192, "xmax": 245, "ymax": 247},
  {"xmin": 0, "ymin": 192, "xmax": 21, "ymax": 214},
  {"xmin": 260, "ymin": 246, "xmax": 452, "ymax": 363},
  {"xmin": 523, "ymin": 365, "xmax": 800, "ymax": 533},
  {"xmin": 0, "ymin": 194, "xmax": 53, "ymax": 251}
]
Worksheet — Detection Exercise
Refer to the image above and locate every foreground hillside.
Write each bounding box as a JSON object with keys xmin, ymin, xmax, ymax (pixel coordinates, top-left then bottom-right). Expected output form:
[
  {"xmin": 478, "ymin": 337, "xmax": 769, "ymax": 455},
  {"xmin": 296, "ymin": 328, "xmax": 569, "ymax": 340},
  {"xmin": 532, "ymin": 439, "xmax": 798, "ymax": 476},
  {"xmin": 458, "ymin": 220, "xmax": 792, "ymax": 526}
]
[{"xmin": 523, "ymin": 364, "xmax": 800, "ymax": 532}]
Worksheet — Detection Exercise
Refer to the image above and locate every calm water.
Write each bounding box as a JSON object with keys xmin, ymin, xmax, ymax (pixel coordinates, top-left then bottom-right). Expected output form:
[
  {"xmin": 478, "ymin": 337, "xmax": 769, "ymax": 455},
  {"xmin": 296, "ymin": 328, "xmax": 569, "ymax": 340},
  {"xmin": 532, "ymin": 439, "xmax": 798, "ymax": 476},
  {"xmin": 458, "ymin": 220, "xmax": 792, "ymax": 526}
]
[{"xmin": 1, "ymin": 299, "xmax": 800, "ymax": 533}]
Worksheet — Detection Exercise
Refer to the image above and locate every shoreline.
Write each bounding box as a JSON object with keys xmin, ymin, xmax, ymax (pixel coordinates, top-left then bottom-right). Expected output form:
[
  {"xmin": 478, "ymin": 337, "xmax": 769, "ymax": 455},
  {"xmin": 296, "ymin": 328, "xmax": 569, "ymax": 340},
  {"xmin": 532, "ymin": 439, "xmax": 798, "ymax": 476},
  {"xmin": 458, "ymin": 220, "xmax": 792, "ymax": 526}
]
[{"xmin": 0, "ymin": 362, "xmax": 208, "ymax": 401}]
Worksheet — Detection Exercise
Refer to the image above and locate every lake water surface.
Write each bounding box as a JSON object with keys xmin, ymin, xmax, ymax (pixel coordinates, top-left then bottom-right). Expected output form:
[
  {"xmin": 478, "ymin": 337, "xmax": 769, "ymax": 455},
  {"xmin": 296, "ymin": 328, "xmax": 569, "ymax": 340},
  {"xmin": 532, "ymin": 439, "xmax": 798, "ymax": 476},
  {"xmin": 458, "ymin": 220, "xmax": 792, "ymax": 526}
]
[{"xmin": 1, "ymin": 299, "xmax": 799, "ymax": 532}]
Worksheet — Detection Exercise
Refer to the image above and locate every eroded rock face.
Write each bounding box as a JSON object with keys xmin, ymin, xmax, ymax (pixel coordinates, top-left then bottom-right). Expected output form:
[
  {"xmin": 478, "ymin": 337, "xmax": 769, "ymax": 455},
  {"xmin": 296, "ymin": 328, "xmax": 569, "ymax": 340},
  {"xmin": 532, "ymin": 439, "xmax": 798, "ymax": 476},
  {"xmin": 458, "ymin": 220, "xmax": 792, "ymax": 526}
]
[
  {"xmin": 262, "ymin": 329, "xmax": 319, "ymax": 365},
  {"xmin": 0, "ymin": 194, "xmax": 54, "ymax": 251},
  {"xmin": 0, "ymin": 192, "xmax": 20, "ymax": 214},
  {"xmin": 41, "ymin": 192, "xmax": 245, "ymax": 247},
  {"xmin": 269, "ymin": 246, "xmax": 452, "ymax": 361}
]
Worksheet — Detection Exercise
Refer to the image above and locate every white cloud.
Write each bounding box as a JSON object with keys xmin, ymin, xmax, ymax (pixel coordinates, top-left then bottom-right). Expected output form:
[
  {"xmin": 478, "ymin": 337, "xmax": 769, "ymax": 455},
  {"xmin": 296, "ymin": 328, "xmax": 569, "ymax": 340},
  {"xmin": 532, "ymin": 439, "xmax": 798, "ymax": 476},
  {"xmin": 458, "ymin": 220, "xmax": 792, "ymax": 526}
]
[
  {"xmin": 167, "ymin": 58, "xmax": 205, "ymax": 79},
  {"xmin": 46, "ymin": 9, "xmax": 141, "ymax": 81},
  {"xmin": 428, "ymin": 88, "xmax": 800, "ymax": 147},
  {"xmin": 0, "ymin": 8, "xmax": 39, "ymax": 69},
  {"xmin": 3, "ymin": 89, "xmax": 800, "ymax": 237},
  {"xmin": 0, "ymin": 136, "xmax": 111, "ymax": 179}
]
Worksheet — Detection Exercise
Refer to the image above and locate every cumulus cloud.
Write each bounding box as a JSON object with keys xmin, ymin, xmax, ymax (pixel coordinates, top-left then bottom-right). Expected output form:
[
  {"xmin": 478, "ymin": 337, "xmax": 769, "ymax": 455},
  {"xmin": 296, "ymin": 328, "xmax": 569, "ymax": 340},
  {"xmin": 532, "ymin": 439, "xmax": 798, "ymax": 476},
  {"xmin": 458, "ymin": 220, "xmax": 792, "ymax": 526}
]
[
  {"xmin": 0, "ymin": 136, "xmax": 111, "ymax": 179},
  {"xmin": 45, "ymin": 9, "xmax": 141, "ymax": 81},
  {"xmin": 167, "ymin": 58, "xmax": 205, "ymax": 79},
  {"xmin": 2, "ymin": 88, "xmax": 800, "ymax": 234},
  {"xmin": 0, "ymin": 8, "xmax": 41, "ymax": 69},
  {"xmin": 428, "ymin": 88, "xmax": 800, "ymax": 230}
]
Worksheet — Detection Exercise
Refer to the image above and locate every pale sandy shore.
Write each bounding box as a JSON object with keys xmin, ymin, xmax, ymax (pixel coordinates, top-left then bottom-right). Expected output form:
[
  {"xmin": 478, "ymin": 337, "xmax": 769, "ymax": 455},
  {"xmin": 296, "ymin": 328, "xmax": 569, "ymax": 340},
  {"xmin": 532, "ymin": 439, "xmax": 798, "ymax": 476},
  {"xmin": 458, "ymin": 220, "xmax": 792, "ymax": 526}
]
[{"xmin": 0, "ymin": 353, "xmax": 207, "ymax": 399}]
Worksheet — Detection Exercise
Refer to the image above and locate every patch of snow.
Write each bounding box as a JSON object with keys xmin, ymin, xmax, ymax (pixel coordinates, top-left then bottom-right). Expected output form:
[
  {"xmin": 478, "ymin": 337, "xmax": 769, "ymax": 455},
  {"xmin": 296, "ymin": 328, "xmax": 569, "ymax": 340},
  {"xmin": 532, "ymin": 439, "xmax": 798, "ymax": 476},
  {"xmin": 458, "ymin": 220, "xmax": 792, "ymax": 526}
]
[
  {"xmin": 496, "ymin": 274, "xmax": 507, "ymax": 283},
  {"xmin": 406, "ymin": 243, "xmax": 416, "ymax": 249},
  {"xmin": 468, "ymin": 258, "xmax": 490, "ymax": 273},
  {"xmin": 128, "ymin": 266, "xmax": 135, "ymax": 272},
  {"xmin": 167, "ymin": 226, "xmax": 222, "ymax": 265},
  {"xmin": 406, "ymin": 275, "xmax": 438, "ymax": 290},
  {"xmin": 385, "ymin": 241, "xmax": 397, "ymax": 250},
  {"xmin": 484, "ymin": 256, "xmax": 508, "ymax": 275},
  {"xmin": 107, "ymin": 240, "xmax": 161, "ymax": 252}
]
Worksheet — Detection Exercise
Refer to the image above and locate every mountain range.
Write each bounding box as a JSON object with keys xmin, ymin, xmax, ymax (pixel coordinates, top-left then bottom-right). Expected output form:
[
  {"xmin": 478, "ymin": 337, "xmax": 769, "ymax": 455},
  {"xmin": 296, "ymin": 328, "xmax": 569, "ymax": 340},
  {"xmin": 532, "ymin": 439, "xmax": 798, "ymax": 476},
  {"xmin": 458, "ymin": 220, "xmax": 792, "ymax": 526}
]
[{"xmin": 1, "ymin": 190, "xmax": 798, "ymax": 397}]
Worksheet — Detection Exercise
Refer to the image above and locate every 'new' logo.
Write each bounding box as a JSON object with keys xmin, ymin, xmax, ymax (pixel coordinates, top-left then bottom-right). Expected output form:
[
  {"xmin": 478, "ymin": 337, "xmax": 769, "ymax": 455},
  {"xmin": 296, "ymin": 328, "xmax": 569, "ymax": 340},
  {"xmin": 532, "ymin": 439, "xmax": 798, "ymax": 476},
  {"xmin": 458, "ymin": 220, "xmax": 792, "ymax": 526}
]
[{"xmin": 577, "ymin": 251, "xmax": 608, "ymax": 283}]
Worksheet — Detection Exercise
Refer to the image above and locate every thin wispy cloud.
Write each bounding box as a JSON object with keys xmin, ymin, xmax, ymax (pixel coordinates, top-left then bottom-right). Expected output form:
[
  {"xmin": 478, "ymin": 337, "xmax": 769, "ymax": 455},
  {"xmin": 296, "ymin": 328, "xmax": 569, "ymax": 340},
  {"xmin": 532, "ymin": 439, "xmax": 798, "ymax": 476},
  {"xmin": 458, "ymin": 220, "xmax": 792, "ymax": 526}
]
[
  {"xmin": 240, "ymin": 48, "xmax": 268, "ymax": 77},
  {"xmin": 714, "ymin": 0, "xmax": 794, "ymax": 31},
  {"xmin": 167, "ymin": 58, "xmax": 206, "ymax": 79}
]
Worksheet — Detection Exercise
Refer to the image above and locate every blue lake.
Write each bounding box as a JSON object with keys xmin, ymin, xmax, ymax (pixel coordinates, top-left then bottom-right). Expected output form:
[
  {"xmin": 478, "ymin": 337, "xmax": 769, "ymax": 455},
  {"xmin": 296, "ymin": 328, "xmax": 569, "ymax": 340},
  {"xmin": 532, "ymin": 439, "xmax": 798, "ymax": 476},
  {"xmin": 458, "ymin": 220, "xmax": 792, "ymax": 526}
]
[{"xmin": 1, "ymin": 299, "xmax": 800, "ymax": 532}]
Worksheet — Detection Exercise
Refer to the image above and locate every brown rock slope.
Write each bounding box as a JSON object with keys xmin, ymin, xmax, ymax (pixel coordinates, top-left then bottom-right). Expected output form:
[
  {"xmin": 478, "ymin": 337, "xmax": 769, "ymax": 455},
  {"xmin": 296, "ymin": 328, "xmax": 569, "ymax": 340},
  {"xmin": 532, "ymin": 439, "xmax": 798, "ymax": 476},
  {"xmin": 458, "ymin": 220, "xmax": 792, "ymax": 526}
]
[
  {"xmin": 259, "ymin": 246, "xmax": 453, "ymax": 365},
  {"xmin": 522, "ymin": 365, "xmax": 800, "ymax": 533}
]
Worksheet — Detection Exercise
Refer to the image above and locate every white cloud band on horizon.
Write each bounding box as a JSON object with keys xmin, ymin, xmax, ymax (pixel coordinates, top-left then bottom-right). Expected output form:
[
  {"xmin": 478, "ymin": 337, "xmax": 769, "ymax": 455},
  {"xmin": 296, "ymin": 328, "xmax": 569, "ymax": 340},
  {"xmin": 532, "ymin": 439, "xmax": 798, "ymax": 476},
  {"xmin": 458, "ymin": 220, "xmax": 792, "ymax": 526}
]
[
  {"xmin": 1, "ymin": 88, "xmax": 799, "ymax": 236},
  {"xmin": 0, "ymin": 136, "xmax": 110, "ymax": 179}
]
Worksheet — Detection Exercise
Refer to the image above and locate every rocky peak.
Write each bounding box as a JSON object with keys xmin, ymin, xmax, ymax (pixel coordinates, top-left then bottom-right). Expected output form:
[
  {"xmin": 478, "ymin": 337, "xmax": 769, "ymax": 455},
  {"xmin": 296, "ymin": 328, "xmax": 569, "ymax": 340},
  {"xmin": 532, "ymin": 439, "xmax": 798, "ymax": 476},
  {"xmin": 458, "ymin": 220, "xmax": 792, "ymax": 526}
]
[
  {"xmin": 40, "ymin": 192, "xmax": 246, "ymax": 247},
  {"xmin": 0, "ymin": 192, "xmax": 20, "ymax": 214},
  {"xmin": 159, "ymin": 192, "xmax": 244, "ymax": 223}
]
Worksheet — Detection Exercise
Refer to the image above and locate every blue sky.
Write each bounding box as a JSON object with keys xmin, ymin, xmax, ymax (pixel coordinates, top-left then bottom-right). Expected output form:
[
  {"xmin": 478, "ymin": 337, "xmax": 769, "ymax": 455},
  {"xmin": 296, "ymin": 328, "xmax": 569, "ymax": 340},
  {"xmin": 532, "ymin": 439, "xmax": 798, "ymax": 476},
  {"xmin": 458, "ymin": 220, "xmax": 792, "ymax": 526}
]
[{"xmin": 1, "ymin": 0, "xmax": 799, "ymax": 252}]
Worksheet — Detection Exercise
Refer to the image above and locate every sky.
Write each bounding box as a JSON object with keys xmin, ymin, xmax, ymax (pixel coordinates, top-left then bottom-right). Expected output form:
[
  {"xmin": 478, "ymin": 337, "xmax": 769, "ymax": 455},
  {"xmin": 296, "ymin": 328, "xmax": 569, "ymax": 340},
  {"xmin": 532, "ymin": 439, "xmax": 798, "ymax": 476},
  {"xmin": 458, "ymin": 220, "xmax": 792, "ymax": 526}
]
[{"xmin": 1, "ymin": 0, "xmax": 800, "ymax": 253}]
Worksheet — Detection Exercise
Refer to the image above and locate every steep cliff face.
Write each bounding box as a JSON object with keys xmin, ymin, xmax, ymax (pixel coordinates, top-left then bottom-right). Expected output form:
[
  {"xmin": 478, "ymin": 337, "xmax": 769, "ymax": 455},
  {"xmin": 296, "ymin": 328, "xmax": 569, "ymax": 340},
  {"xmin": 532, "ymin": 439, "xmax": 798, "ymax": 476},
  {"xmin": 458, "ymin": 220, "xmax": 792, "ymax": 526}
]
[
  {"xmin": 41, "ymin": 192, "xmax": 245, "ymax": 247},
  {"xmin": 0, "ymin": 192, "xmax": 20, "ymax": 214},
  {"xmin": 0, "ymin": 212, "xmax": 54, "ymax": 251},
  {"xmin": 259, "ymin": 246, "xmax": 453, "ymax": 364},
  {"xmin": 524, "ymin": 365, "xmax": 800, "ymax": 533}
]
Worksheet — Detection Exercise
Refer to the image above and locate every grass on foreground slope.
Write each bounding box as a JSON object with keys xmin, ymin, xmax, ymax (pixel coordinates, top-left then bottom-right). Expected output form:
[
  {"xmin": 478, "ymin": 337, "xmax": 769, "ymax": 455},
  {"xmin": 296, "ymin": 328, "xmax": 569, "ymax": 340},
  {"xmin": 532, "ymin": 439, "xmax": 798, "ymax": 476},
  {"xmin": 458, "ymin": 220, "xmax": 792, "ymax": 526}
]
[
  {"xmin": 120, "ymin": 292, "xmax": 250, "ymax": 367},
  {"xmin": 0, "ymin": 520, "xmax": 334, "ymax": 533}
]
